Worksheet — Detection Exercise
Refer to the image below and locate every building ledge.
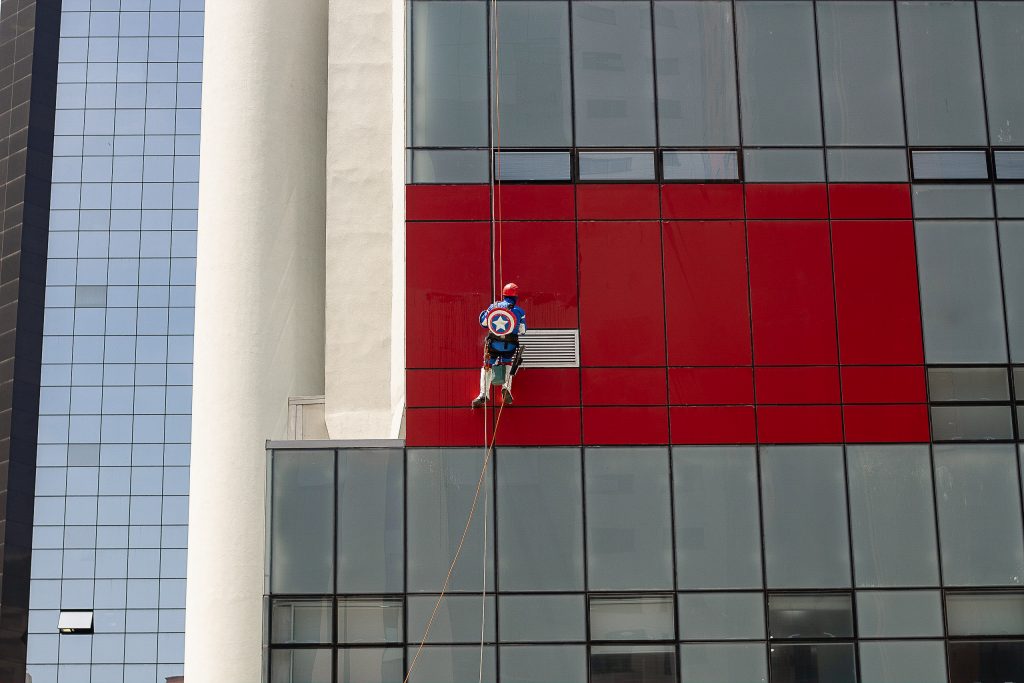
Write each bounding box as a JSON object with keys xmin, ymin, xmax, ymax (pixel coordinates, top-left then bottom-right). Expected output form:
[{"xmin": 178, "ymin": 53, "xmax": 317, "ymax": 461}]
[{"xmin": 267, "ymin": 438, "xmax": 405, "ymax": 450}]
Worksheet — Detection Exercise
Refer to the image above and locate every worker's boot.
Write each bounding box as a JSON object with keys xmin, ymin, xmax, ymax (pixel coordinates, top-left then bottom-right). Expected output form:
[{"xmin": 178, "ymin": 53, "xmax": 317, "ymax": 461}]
[
  {"xmin": 471, "ymin": 367, "xmax": 491, "ymax": 408},
  {"xmin": 501, "ymin": 368, "xmax": 514, "ymax": 406}
]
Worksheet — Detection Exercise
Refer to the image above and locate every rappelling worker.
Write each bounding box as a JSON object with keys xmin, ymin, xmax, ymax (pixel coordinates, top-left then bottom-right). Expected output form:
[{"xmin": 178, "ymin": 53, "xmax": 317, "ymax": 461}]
[{"xmin": 472, "ymin": 283, "xmax": 526, "ymax": 408}]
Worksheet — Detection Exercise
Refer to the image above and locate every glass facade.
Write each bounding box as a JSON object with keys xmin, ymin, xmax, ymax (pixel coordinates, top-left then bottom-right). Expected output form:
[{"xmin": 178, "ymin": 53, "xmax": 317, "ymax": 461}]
[{"xmin": 28, "ymin": 1, "xmax": 203, "ymax": 681}]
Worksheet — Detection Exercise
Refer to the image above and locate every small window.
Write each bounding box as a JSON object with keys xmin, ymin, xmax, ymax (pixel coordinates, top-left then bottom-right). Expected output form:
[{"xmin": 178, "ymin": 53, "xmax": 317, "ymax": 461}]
[
  {"xmin": 74, "ymin": 285, "xmax": 107, "ymax": 308},
  {"xmin": 578, "ymin": 151, "xmax": 655, "ymax": 182},
  {"xmin": 57, "ymin": 610, "xmax": 93, "ymax": 634},
  {"xmin": 912, "ymin": 150, "xmax": 990, "ymax": 180},
  {"xmin": 931, "ymin": 405, "xmax": 1014, "ymax": 441},
  {"xmin": 768, "ymin": 593, "xmax": 853, "ymax": 640},
  {"xmin": 590, "ymin": 595, "xmax": 675, "ymax": 641},
  {"xmin": 928, "ymin": 367, "xmax": 1011, "ymax": 401},
  {"xmin": 743, "ymin": 149, "xmax": 824, "ymax": 182},
  {"xmin": 995, "ymin": 151, "xmax": 1024, "ymax": 180},
  {"xmin": 591, "ymin": 645, "xmax": 676, "ymax": 683},
  {"xmin": 337, "ymin": 598, "xmax": 402, "ymax": 644},
  {"xmin": 856, "ymin": 591, "xmax": 943, "ymax": 638},
  {"xmin": 271, "ymin": 599, "xmax": 331, "ymax": 645},
  {"xmin": 826, "ymin": 148, "xmax": 908, "ymax": 183},
  {"xmin": 769, "ymin": 643, "xmax": 857, "ymax": 683},
  {"xmin": 948, "ymin": 641, "xmax": 1024, "ymax": 683},
  {"xmin": 409, "ymin": 149, "xmax": 488, "ymax": 184},
  {"xmin": 946, "ymin": 593, "xmax": 1024, "ymax": 636},
  {"xmin": 662, "ymin": 151, "xmax": 739, "ymax": 181},
  {"xmin": 497, "ymin": 152, "xmax": 571, "ymax": 182}
]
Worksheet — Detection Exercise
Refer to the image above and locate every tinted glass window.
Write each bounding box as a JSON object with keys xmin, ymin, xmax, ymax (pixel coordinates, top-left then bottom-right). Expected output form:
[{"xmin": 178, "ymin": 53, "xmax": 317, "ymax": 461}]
[
  {"xmin": 337, "ymin": 449, "xmax": 403, "ymax": 593},
  {"xmin": 498, "ymin": 594, "xmax": 586, "ymax": 643},
  {"xmin": 979, "ymin": 2, "xmax": 1024, "ymax": 146},
  {"xmin": 946, "ymin": 593, "xmax": 1024, "ymax": 636},
  {"xmin": 913, "ymin": 185, "xmax": 994, "ymax": 218},
  {"xmin": 995, "ymin": 151, "xmax": 1024, "ymax": 180},
  {"xmin": 271, "ymin": 451, "xmax": 333, "ymax": 594},
  {"xmin": 409, "ymin": 150, "xmax": 488, "ymax": 184},
  {"xmin": 998, "ymin": 222, "xmax": 1024, "ymax": 362},
  {"xmin": 743, "ymin": 149, "xmax": 824, "ymax": 182},
  {"xmin": 826, "ymin": 148, "xmax": 908, "ymax": 183},
  {"xmin": 856, "ymin": 590, "xmax": 944, "ymax": 638},
  {"xmin": 270, "ymin": 649, "xmax": 332, "ymax": 683},
  {"xmin": 338, "ymin": 599, "xmax": 403, "ymax": 644},
  {"xmin": 405, "ymin": 645, "xmax": 495, "ymax": 683},
  {"xmin": 679, "ymin": 643, "xmax": 767, "ymax": 683},
  {"xmin": 858, "ymin": 641, "xmax": 947, "ymax": 683},
  {"xmin": 769, "ymin": 643, "xmax": 856, "ymax": 683},
  {"xmin": 578, "ymin": 152, "xmax": 656, "ymax": 182},
  {"xmin": 948, "ymin": 641, "xmax": 1024, "ymax": 683},
  {"xmin": 590, "ymin": 595, "xmax": 675, "ymax": 641},
  {"xmin": 663, "ymin": 151, "xmax": 740, "ymax": 181},
  {"xmin": 406, "ymin": 595, "xmax": 495, "ymax": 644},
  {"xmin": 336, "ymin": 649, "xmax": 403, "ymax": 683},
  {"xmin": 271, "ymin": 599, "xmax": 332, "ymax": 645},
  {"xmin": 591, "ymin": 645, "xmax": 676, "ymax": 683},
  {"xmin": 768, "ymin": 594, "xmax": 854, "ymax": 639},
  {"xmin": 931, "ymin": 406, "xmax": 1015, "ymax": 442},
  {"xmin": 496, "ymin": 152, "xmax": 572, "ymax": 182},
  {"xmin": 928, "ymin": 368, "xmax": 1011, "ymax": 401},
  {"xmin": 913, "ymin": 150, "xmax": 990, "ymax": 180},
  {"xmin": 677, "ymin": 592, "xmax": 765, "ymax": 641},
  {"xmin": 500, "ymin": 645, "xmax": 587, "ymax": 683}
]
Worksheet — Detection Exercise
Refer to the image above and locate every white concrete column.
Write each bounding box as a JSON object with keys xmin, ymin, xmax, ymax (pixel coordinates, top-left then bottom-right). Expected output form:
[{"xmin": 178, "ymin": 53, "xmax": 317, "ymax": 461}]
[
  {"xmin": 324, "ymin": 0, "xmax": 406, "ymax": 440},
  {"xmin": 184, "ymin": 0, "xmax": 327, "ymax": 679}
]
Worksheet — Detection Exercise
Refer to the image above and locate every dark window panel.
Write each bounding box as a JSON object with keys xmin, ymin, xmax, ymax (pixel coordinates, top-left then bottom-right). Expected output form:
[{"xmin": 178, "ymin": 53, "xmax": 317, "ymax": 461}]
[
  {"xmin": 591, "ymin": 645, "xmax": 676, "ymax": 683},
  {"xmin": 768, "ymin": 593, "xmax": 854, "ymax": 640},
  {"xmin": 928, "ymin": 367, "xmax": 1011, "ymax": 402},
  {"xmin": 948, "ymin": 641, "xmax": 1024, "ymax": 683},
  {"xmin": 769, "ymin": 643, "xmax": 856, "ymax": 683}
]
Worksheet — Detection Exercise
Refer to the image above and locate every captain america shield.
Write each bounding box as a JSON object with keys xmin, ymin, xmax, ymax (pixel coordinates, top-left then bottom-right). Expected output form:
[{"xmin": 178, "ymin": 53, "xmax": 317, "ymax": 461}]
[{"xmin": 486, "ymin": 308, "xmax": 517, "ymax": 337}]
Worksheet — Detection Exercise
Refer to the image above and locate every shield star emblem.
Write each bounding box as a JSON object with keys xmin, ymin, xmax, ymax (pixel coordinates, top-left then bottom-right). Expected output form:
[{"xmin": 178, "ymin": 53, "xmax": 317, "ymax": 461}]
[{"xmin": 486, "ymin": 309, "xmax": 517, "ymax": 337}]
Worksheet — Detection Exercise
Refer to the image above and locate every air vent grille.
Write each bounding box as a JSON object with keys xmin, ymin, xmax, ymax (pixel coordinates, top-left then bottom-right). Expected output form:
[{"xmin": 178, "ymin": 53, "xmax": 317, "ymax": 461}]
[{"xmin": 520, "ymin": 329, "xmax": 579, "ymax": 368}]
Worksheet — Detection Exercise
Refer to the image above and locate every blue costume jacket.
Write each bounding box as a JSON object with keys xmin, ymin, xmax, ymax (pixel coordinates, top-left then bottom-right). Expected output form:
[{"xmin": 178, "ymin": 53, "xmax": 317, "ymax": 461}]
[{"xmin": 479, "ymin": 296, "xmax": 526, "ymax": 366}]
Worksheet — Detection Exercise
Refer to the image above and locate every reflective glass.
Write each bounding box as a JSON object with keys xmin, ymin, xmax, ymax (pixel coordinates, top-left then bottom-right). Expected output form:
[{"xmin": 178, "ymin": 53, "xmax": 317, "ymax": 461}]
[
  {"xmin": 913, "ymin": 185, "xmax": 994, "ymax": 218},
  {"xmin": 856, "ymin": 590, "xmax": 944, "ymax": 638},
  {"xmin": 337, "ymin": 449, "xmax": 403, "ymax": 593},
  {"xmin": 578, "ymin": 152, "xmax": 655, "ymax": 182},
  {"xmin": 947, "ymin": 641, "xmax": 1024, "ymax": 683},
  {"xmin": 496, "ymin": 152, "xmax": 572, "ymax": 182},
  {"xmin": 999, "ymin": 222, "xmax": 1024, "ymax": 362},
  {"xmin": 679, "ymin": 643, "xmax": 767, "ymax": 683},
  {"xmin": 270, "ymin": 649, "xmax": 332, "ymax": 683},
  {"xmin": 743, "ymin": 149, "xmax": 824, "ymax": 182},
  {"xmin": 406, "ymin": 595, "xmax": 494, "ymax": 644},
  {"xmin": 270, "ymin": 451, "xmax": 334, "ymax": 594},
  {"xmin": 591, "ymin": 645, "xmax": 676, "ymax": 683},
  {"xmin": 409, "ymin": 150, "xmax": 488, "ymax": 184},
  {"xmin": 589, "ymin": 595, "xmax": 675, "ymax": 641},
  {"xmin": 931, "ymin": 406, "xmax": 1014, "ymax": 441},
  {"xmin": 677, "ymin": 592, "xmax": 765, "ymax": 641},
  {"xmin": 498, "ymin": 594, "xmax": 586, "ymax": 643},
  {"xmin": 913, "ymin": 150, "xmax": 990, "ymax": 180},
  {"xmin": 338, "ymin": 599, "xmax": 403, "ymax": 644},
  {"xmin": 929, "ymin": 368, "xmax": 1011, "ymax": 401},
  {"xmin": 662, "ymin": 151, "xmax": 739, "ymax": 182},
  {"xmin": 998, "ymin": 186, "xmax": 1024, "ymax": 217},
  {"xmin": 995, "ymin": 151, "xmax": 1024, "ymax": 180},
  {"xmin": 769, "ymin": 643, "xmax": 856, "ymax": 683},
  {"xmin": 404, "ymin": 645, "xmax": 495, "ymax": 683},
  {"xmin": 858, "ymin": 641, "xmax": 947, "ymax": 683},
  {"xmin": 336, "ymin": 648, "xmax": 402, "ymax": 683},
  {"xmin": 271, "ymin": 599, "xmax": 332, "ymax": 645},
  {"xmin": 979, "ymin": 2, "xmax": 1024, "ymax": 146},
  {"xmin": 500, "ymin": 645, "xmax": 586, "ymax": 683},
  {"xmin": 826, "ymin": 148, "xmax": 908, "ymax": 183},
  {"xmin": 946, "ymin": 593, "xmax": 1024, "ymax": 636},
  {"xmin": 768, "ymin": 594, "xmax": 853, "ymax": 639}
]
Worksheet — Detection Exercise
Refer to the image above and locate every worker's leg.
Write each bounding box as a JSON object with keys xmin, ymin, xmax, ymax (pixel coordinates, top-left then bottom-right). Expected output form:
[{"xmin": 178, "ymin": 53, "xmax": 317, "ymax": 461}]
[
  {"xmin": 500, "ymin": 359, "xmax": 515, "ymax": 405},
  {"xmin": 471, "ymin": 364, "xmax": 492, "ymax": 408}
]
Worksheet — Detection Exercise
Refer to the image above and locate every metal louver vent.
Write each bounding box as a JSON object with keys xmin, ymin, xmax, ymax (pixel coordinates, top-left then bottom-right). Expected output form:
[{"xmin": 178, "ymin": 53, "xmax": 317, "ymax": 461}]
[{"xmin": 520, "ymin": 329, "xmax": 579, "ymax": 368}]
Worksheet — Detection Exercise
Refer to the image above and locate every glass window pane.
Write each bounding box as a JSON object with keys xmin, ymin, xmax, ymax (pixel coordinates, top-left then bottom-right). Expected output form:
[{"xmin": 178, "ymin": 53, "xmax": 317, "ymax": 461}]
[
  {"xmin": 768, "ymin": 594, "xmax": 853, "ymax": 639},
  {"xmin": 929, "ymin": 368, "xmax": 1011, "ymax": 401},
  {"xmin": 856, "ymin": 590, "xmax": 944, "ymax": 638},
  {"xmin": 997, "ymin": 185, "xmax": 1024, "ymax": 218},
  {"xmin": 933, "ymin": 445, "xmax": 1024, "ymax": 585},
  {"xmin": 585, "ymin": 448, "xmax": 673, "ymax": 591},
  {"xmin": 270, "ymin": 649, "xmax": 332, "ymax": 683},
  {"xmin": 337, "ymin": 648, "xmax": 403, "ymax": 683},
  {"xmin": 496, "ymin": 448, "xmax": 583, "ymax": 591},
  {"xmin": 663, "ymin": 151, "xmax": 739, "ymax": 181},
  {"xmin": 406, "ymin": 595, "xmax": 494, "ymax": 644},
  {"xmin": 591, "ymin": 645, "xmax": 676, "ymax": 683},
  {"xmin": 407, "ymin": 449, "xmax": 493, "ymax": 593},
  {"xmin": 654, "ymin": 1, "xmax": 739, "ymax": 146},
  {"xmin": 858, "ymin": 641, "xmax": 947, "ymax": 683},
  {"xmin": 743, "ymin": 149, "xmax": 824, "ymax": 182},
  {"xmin": 498, "ymin": 595, "xmax": 586, "ymax": 643},
  {"xmin": 979, "ymin": 2, "xmax": 1024, "ymax": 146},
  {"xmin": 761, "ymin": 447, "xmax": 851, "ymax": 589},
  {"xmin": 826, "ymin": 148, "xmax": 908, "ymax": 183},
  {"xmin": 931, "ymin": 405, "xmax": 1014, "ymax": 441},
  {"xmin": 913, "ymin": 185, "xmax": 994, "ymax": 218},
  {"xmin": 590, "ymin": 595, "xmax": 675, "ymax": 641},
  {"xmin": 405, "ymin": 645, "xmax": 495, "ymax": 683},
  {"xmin": 947, "ymin": 641, "xmax": 1024, "ymax": 683},
  {"xmin": 410, "ymin": 2, "xmax": 487, "ymax": 146},
  {"xmin": 673, "ymin": 446, "xmax": 761, "ymax": 589},
  {"xmin": 578, "ymin": 151, "xmax": 655, "ymax": 182},
  {"xmin": 898, "ymin": 1, "xmax": 987, "ymax": 145},
  {"xmin": 946, "ymin": 593, "xmax": 1024, "ymax": 636},
  {"xmin": 995, "ymin": 151, "xmax": 1024, "ymax": 180},
  {"xmin": 913, "ymin": 150, "xmax": 990, "ymax": 180},
  {"xmin": 494, "ymin": 1, "xmax": 572, "ymax": 147},
  {"xmin": 916, "ymin": 221, "xmax": 1008, "ymax": 363},
  {"xmin": 572, "ymin": 2, "xmax": 656, "ymax": 146},
  {"xmin": 338, "ymin": 598, "xmax": 403, "ymax": 644},
  {"xmin": 736, "ymin": 1, "xmax": 822, "ymax": 145},
  {"xmin": 500, "ymin": 645, "xmax": 586, "ymax": 683},
  {"xmin": 496, "ymin": 152, "xmax": 571, "ymax": 182},
  {"xmin": 271, "ymin": 599, "xmax": 332, "ymax": 645},
  {"xmin": 338, "ymin": 449, "xmax": 403, "ymax": 593},
  {"xmin": 410, "ymin": 150, "xmax": 488, "ymax": 184},
  {"xmin": 817, "ymin": 1, "xmax": 904, "ymax": 145},
  {"xmin": 998, "ymin": 222, "xmax": 1024, "ymax": 362},
  {"xmin": 678, "ymin": 592, "xmax": 765, "ymax": 641},
  {"xmin": 769, "ymin": 643, "xmax": 856, "ymax": 683},
  {"xmin": 271, "ymin": 451, "xmax": 334, "ymax": 594},
  {"xmin": 679, "ymin": 643, "xmax": 767, "ymax": 683},
  {"xmin": 846, "ymin": 445, "xmax": 940, "ymax": 587}
]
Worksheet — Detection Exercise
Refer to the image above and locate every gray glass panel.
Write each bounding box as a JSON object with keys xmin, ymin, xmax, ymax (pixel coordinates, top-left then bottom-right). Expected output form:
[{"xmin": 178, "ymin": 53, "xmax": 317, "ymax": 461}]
[
  {"xmin": 497, "ymin": 152, "xmax": 572, "ymax": 182},
  {"xmin": 931, "ymin": 406, "xmax": 1014, "ymax": 441},
  {"xmin": 338, "ymin": 449, "xmax": 403, "ymax": 593},
  {"xmin": 496, "ymin": 448, "xmax": 583, "ymax": 591},
  {"xmin": 410, "ymin": 2, "xmax": 488, "ymax": 146},
  {"xmin": 271, "ymin": 599, "xmax": 332, "ymax": 645},
  {"xmin": 337, "ymin": 648, "xmax": 403, "ymax": 683},
  {"xmin": 407, "ymin": 449, "xmax": 493, "ymax": 593},
  {"xmin": 913, "ymin": 151, "xmax": 990, "ymax": 180},
  {"xmin": 271, "ymin": 451, "xmax": 333, "ymax": 594},
  {"xmin": 929, "ymin": 368, "xmax": 1011, "ymax": 401},
  {"xmin": 916, "ymin": 221, "xmax": 1007, "ymax": 363},
  {"xmin": 769, "ymin": 643, "xmax": 856, "ymax": 683},
  {"xmin": 761, "ymin": 447, "xmax": 851, "ymax": 589},
  {"xmin": 674, "ymin": 447, "xmax": 761, "ymax": 589},
  {"xmin": 913, "ymin": 185, "xmax": 995, "ymax": 218},
  {"xmin": 500, "ymin": 645, "xmax": 587, "ymax": 683},
  {"xmin": 948, "ymin": 641, "xmax": 1024, "ymax": 683},
  {"xmin": 736, "ymin": 1, "xmax": 822, "ymax": 145},
  {"xmin": 406, "ymin": 595, "xmax": 495, "ymax": 644},
  {"xmin": 743, "ymin": 149, "xmax": 824, "ymax": 182},
  {"xmin": 768, "ymin": 594, "xmax": 854, "ymax": 639},
  {"xmin": 590, "ymin": 595, "xmax": 674, "ymax": 641},
  {"xmin": 946, "ymin": 593, "xmax": 1024, "ymax": 635},
  {"xmin": 680, "ymin": 644, "xmax": 767, "ymax": 683},
  {"xmin": 847, "ymin": 446, "xmax": 940, "ymax": 587},
  {"xmin": 494, "ymin": 1, "xmax": 572, "ymax": 147},
  {"xmin": 858, "ymin": 641, "xmax": 948, "ymax": 683},
  {"xmin": 271, "ymin": 649, "xmax": 332, "ymax": 683},
  {"xmin": 578, "ymin": 152, "xmax": 655, "ymax": 182},
  {"xmin": 654, "ymin": 1, "xmax": 739, "ymax": 146},
  {"xmin": 979, "ymin": 2, "xmax": 1024, "ymax": 146},
  {"xmin": 677, "ymin": 592, "xmax": 765, "ymax": 641},
  {"xmin": 934, "ymin": 445, "xmax": 1024, "ymax": 585},
  {"xmin": 663, "ymin": 151, "xmax": 739, "ymax": 182},
  {"xmin": 999, "ymin": 222, "xmax": 1024, "ymax": 362},
  {"xmin": 826, "ymin": 149, "xmax": 909, "ymax": 183},
  {"xmin": 817, "ymin": 2, "xmax": 904, "ymax": 145},
  {"xmin": 591, "ymin": 645, "xmax": 676, "ymax": 683},
  {"xmin": 1016, "ymin": 368, "xmax": 1024, "ymax": 395},
  {"xmin": 585, "ymin": 448, "xmax": 673, "ymax": 591},
  {"xmin": 338, "ymin": 599, "xmax": 403, "ymax": 644},
  {"xmin": 572, "ymin": 2, "xmax": 656, "ymax": 146},
  {"xmin": 410, "ymin": 150, "xmax": 488, "ymax": 184},
  {"xmin": 405, "ymin": 645, "xmax": 495, "ymax": 683},
  {"xmin": 498, "ymin": 595, "xmax": 586, "ymax": 643},
  {"xmin": 898, "ymin": 1, "xmax": 987, "ymax": 145},
  {"xmin": 997, "ymin": 186, "xmax": 1024, "ymax": 218},
  {"xmin": 856, "ymin": 590, "xmax": 944, "ymax": 638},
  {"xmin": 995, "ymin": 151, "xmax": 1024, "ymax": 180}
]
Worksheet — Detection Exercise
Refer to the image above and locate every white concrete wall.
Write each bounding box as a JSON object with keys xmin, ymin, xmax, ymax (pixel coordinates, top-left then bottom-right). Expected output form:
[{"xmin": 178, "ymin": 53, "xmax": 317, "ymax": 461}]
[
  {"xmin": 183, "ymin": 0, "xmax": 328, "ymax": 678},
  {"xmin": 324, "ymin": 0, "xmax": 406, "ymax": 440}
]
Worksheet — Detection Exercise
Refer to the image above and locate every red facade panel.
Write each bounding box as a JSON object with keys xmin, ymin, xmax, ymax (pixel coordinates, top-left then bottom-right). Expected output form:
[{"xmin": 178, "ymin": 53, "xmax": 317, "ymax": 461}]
[
  {"xmin": 832, "ymin": 220, "xmax": 924, "ymax": 365},
  {"xmin": 841, "ymin": 366, "xmax": 927, "ymax": 404},
  {"xmin": 583, "ymin": 407, "xmax": 669, "ymax": 445},
  {"xmin": 757, "ymin": 405, "xmax": 844, "ymax": 444},
  {"xmin": 496, "ymin": 221, "xmax": 579, "ymax": 328},
  {"xmin": 579, "ymin": 221, "xmax": 666, "ymax": 367},
  {"xmin": 828, "ymin": 184, "xmax": 912, "ymax": 220},
  {"xmin": 495, "ymin": 407, "xmax": 582, "ymax": 446},
  {"xmin": 668, "ymin": 367, "xmax": 754, "ymax": 405},
  {"xmin": 406, "ymin": 369, "xmax": 480, "ymax": 408},
  {"xmin": 406, "ymin": 185, "xmax": 490, "ymax": 221},
  {"xmin": 664, "ymin": 221, "xmax": 752, "ymax": 365},
  {"xmin": 582, "ymin": 368, "xmax": 667, "ymax": 406},
  {"xmin": 670, "ymin": 406, "xmax": 757, "ymax": 444},
  {"xmin": 843, "ymin": 405, "xmax": 930, "ymax": 443},
  {"xmin": 577, "ymin": 184, "xmax": 660, "ymax": 220},
  {"xmin": 748, "ymin": 221, "xmax": 838, "ymax": 365},
  {"xmin": 745, "ymin": 184, "xmax": 828, "ymax": 219},
  {"xmin": 661, "ymin": 184, "xmax": 744, "ymax": 219},
  {"xmin": 755, "ymin": 366, "xmax": 841, "ymax": 405},
  {"xmin": 405, "ymin": 408, "xmax": 488, "ymax": 447},
  {"xmin": 498, "ymin": 185, "xmax": 575, "ymax": 221}
]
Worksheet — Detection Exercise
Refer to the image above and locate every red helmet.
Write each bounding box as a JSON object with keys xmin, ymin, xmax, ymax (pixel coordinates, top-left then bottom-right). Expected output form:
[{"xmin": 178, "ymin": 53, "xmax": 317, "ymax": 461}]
[{"xmin": 502, "ymin": 282, "xmax": 519, "ymax": 297}]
